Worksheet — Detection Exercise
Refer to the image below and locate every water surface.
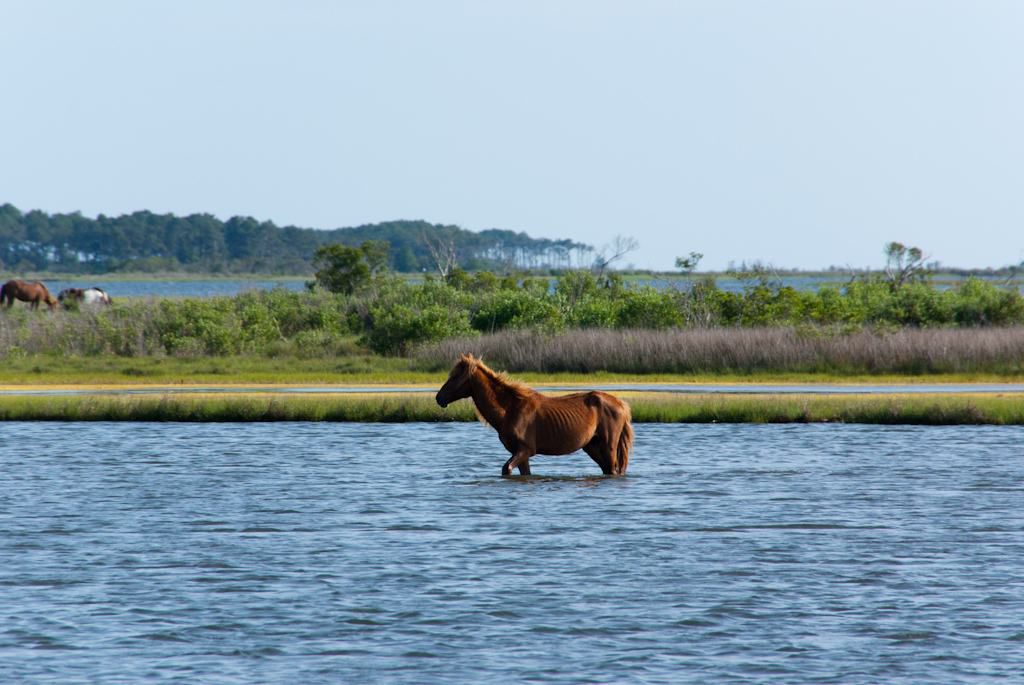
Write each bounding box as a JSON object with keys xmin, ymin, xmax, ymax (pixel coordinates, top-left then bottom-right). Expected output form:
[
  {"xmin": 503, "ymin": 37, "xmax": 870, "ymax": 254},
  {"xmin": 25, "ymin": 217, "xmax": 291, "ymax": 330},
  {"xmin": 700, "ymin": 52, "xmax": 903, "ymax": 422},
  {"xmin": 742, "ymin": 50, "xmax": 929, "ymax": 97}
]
[
  {"xmin": 37, "ymin": 274, "xmax": 1024, "ymax": 298},
  {"xmin": 42, "ymin": 278, "xmax": 307, "ymax": 299},
  {"xmin": 1, "ymin": 423, "xmax": 1022, "ymax": 683}
]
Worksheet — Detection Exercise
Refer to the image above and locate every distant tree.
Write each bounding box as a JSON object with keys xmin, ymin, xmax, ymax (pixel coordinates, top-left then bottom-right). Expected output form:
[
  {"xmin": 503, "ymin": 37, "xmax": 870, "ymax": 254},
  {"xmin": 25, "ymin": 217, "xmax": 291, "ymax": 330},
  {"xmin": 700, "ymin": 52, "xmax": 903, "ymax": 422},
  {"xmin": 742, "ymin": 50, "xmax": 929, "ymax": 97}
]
[
  {"xmin": 728, "ymin": 260, "xmax": 781, "ymax": 292},
  {"xmin": 0, "ymin": 204, "xmax": 593, "ymax": 274},
  {"xmin": 1003, "ymin": 259, "xmax": 1024, "ymax": 286},
  {"xmin": 592, "ymin": 235, "xmax": 639, "ymax": 278},
  {"xmin": 422, "ymin": 229, "xmax": 458, "ymax": 278},
  {"xmin": 311, "ymin": 240, "xmax": 391, "ymax": 294},
  {"xmin": 393, "ymin": 245, "xmax": 420, "ymax": 272},
  {"xmin": 884, "ymin": 241, "xmax": 928, "ymax": 288},
  {"xmin": 675, "ymin": 251, "xmax": 703, "ymax": 274}
]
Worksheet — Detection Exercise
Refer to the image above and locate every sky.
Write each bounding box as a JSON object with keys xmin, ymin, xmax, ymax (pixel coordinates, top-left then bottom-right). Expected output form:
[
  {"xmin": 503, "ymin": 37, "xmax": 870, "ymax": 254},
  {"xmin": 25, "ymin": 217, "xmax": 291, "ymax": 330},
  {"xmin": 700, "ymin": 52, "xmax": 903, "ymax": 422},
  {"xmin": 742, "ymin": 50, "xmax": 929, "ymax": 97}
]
[{"xmin": 1, "ymin": 1, "xmax": 1022, "ymax": 271}]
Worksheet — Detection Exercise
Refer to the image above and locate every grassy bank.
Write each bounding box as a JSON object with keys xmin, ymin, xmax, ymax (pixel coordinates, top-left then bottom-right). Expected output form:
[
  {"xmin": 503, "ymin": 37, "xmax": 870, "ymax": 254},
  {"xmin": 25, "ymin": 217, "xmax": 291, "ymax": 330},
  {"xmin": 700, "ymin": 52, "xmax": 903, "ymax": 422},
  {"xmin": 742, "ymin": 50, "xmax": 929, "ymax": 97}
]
[
  {"xmin": 0, "ymin": 354, "xmax": 426, "ymax": 385},
  {"xmin": 630, "ymin": 393, "xmax": 1024, "ymax": 425},
  {"xmin": 3, "ymin": 392, "xmax": 1023, "ymax": 424},
  {"xmin": 1, "ymin": 353, "xmax": 1021, "ymax": 387}
]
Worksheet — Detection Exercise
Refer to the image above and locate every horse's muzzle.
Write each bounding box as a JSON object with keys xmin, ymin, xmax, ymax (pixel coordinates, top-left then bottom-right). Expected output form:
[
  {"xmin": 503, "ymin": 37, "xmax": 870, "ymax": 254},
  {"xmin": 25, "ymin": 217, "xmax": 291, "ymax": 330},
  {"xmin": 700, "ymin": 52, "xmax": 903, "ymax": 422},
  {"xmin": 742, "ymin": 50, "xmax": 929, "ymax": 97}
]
[{"xmin": 435, "ymin": 393, "xmax": 448, "ymax": 408}]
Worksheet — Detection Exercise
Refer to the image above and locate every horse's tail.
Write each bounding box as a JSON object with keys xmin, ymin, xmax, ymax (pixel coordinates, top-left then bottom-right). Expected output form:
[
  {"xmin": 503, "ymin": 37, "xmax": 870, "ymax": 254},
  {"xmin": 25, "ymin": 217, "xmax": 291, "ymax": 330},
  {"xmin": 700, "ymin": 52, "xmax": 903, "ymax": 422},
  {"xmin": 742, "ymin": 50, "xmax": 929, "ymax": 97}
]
[
  {"xmin": 615, "ymin": 404, "xmax": 634, "ymax": 475},
  {"xmin": 0, "ymin": 282, "xmax": 8, "ymax": 304}
]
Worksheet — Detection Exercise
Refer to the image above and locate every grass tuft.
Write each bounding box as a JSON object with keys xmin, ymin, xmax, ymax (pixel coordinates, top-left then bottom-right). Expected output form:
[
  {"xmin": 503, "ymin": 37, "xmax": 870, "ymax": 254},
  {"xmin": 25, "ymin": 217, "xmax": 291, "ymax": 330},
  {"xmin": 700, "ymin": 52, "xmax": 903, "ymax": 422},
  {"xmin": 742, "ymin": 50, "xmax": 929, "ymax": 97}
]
[{"xmin": 1, "ymin": 392, "xmax": 1022, "ymax": 424}]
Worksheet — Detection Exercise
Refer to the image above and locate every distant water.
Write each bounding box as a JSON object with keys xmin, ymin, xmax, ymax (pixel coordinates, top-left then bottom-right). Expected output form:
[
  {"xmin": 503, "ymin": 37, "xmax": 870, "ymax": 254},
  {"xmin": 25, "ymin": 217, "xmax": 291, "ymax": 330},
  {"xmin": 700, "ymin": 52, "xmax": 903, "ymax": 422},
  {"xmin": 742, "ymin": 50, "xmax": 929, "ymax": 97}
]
[
  {"xmin": 34, "ymin": 274, "xmax": 1022, "ymax": 298},
  {"xmin": 1, "ymin": 422, "xmax": 1022, "ymax": 684},
  {"xmin": 40, "ymin": 278, "xmax": 308, "ymax": 299}
]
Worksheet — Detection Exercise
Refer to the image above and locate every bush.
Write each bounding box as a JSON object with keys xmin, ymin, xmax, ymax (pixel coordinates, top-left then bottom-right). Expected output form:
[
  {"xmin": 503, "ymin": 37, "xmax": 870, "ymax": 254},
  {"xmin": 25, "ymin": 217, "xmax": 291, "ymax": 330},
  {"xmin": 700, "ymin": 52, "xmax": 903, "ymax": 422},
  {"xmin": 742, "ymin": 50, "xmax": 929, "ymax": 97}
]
[
  {"xmin": 242, "ymin": 288, "xmax": 348, "ymax": 337},
  {"xmin": 364, "ymin": 303, "xmax": 476, "ymax": 355},
  {"xmin": 311, "ymin": 241, "xmax": 389, "ymax": 294},
  {"xmin": 890, "ymin": 283, "xmax": 952, "ymax": 326},
  {"xmin": 614, "ymin": 289, "xmax": 682, "ymax": 329},
  {"xmin": 355, "ymin": 280, "xmax": 476, "ymax": 355},
  {"xmin": 156, "ymin": 299, "xmax": 239, "ymax": 356},
  {"xmin": 565, "ymin": 298, "xmax": 619, "ymax": 328},
  {"xmin": 470, "ymin": 290, "xmax": 564, "ymax": 332},
  {"xmin": 952, "ymin": 278, "xmax": 1024, "ymax": 326}
]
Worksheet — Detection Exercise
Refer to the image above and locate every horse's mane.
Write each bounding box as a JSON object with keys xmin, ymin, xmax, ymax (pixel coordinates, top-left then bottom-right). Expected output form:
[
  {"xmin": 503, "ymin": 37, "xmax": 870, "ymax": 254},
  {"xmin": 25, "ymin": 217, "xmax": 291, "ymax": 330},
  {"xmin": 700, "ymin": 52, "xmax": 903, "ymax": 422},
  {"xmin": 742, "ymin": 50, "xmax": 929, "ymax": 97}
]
[
  {"xmin": 464, "ymin": 355, "xmax": 533, "ymax": 401},
  {"xmin": 456, "ymin": 354, "xmax": 532, "ymax": 429}
]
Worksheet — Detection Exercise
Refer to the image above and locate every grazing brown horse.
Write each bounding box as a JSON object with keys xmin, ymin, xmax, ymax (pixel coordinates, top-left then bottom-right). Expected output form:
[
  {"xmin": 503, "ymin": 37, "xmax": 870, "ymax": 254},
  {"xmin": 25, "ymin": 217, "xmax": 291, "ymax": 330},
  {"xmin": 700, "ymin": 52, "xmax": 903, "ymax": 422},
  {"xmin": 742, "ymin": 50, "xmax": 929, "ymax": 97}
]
[
  {"xmin": 0, "ymin": 279, "xmax": 58, "ymax": 311},
  {"xmin": 435, "ymin": 354, "xmax": 633, "ymax": 476}
]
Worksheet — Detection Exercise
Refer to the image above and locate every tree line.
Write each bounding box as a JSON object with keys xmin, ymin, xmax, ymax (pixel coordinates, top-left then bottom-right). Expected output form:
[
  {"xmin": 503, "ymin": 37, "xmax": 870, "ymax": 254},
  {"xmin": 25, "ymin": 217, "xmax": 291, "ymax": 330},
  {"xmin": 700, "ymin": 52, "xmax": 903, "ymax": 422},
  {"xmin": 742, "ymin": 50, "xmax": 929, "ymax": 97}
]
[{"xmin": 0, "ymin": 204, "xmax": 593, "ymax": 274}]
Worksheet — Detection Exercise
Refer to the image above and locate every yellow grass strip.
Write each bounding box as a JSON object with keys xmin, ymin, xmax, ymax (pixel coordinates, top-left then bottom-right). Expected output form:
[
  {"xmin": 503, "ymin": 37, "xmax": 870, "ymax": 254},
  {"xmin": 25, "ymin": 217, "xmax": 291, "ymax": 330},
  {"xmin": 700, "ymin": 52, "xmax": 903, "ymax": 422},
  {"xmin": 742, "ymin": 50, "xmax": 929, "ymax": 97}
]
[{"xmin": 1, "ymin": 392, "xmax": 1023, "ymax": 424}]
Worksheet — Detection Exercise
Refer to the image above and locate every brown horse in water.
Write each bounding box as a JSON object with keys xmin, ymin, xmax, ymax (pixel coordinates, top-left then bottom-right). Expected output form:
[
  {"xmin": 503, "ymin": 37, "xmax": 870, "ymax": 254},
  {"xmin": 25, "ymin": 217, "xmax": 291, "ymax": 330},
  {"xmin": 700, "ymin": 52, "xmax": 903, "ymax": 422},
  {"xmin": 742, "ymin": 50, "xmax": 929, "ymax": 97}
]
[
  {"xmin": 0, "ymin": 279, "xmax": 58, "ymax": 311},
  {"xmin": 435, "ymin": 354, "xmax": 633, "ymax": 476}
]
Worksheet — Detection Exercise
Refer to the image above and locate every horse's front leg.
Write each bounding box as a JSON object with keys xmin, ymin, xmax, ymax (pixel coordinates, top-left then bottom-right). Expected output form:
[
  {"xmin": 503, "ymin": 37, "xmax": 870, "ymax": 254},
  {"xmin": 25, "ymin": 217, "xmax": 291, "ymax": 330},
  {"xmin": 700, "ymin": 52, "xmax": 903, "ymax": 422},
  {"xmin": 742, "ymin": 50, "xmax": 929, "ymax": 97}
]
[{"xmin": 502, "ymin": 450, "xmax": 533, "ymax": 477}]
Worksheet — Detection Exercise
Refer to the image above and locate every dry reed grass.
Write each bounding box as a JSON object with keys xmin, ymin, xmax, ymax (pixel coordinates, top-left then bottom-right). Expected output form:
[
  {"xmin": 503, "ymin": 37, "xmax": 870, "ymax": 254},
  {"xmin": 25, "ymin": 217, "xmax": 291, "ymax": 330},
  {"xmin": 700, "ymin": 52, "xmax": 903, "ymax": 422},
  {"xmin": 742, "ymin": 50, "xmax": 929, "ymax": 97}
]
[
  {"xmin": 0, "ymin": 305, "xmax": 157, "ymax": 356},
  {"xmin": 417, "ymin": 327, "xmax": 1024, "ymax": 375}
]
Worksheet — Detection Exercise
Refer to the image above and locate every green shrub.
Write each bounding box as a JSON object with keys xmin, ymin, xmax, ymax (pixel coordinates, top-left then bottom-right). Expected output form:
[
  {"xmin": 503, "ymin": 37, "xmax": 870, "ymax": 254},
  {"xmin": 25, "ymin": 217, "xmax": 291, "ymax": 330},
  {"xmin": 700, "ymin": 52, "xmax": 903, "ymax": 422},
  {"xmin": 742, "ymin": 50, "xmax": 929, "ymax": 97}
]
[
  {"xmin": 807, "ymin": 286, "xmax": 858, "ymax": 325},
  {"xmin": 170, "ymin": 300, "xmax": 242, "ymax": 354},
  {"xmin": 839, "ymin": 280, "xmax": 891, "ymax": 324},
  {"xmin": 890, "ymin": 283, "xmax": 952, "ymax": 326},
  {"xmin": 237, "ymin": 303, "xmax": 281, "ymax": 351},
  {"xmin": 556, "ymin": 271, "xmax": 601, "ymax": 305},
  {"xmin": 363, "ymin": 303, "xmax": 476, "ymax": 355},
  {"xmin": 565, "ymin": 298, "xmax": 619, "ymax": 328},
  {"xmin": 614, "ymin": 289, "xmax": 683, "ymax": 329},
  {"xmin": 470, "ymin": 290, "xmax": 564, "ymax": 332},
  {"xmin": 952, "ymin": 278, "xmax": 1024, "ymax": 326},
  {"xmin": 354, "ymin": 279, "xmax": 475, "ymax": 355}
]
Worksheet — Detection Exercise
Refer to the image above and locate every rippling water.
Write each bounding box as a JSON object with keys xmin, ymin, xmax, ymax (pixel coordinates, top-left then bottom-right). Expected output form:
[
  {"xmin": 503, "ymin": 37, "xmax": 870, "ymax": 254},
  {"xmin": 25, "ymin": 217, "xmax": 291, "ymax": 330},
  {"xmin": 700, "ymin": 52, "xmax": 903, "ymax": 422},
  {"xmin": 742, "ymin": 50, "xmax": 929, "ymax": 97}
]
[{"xmin": 1, "ymin": 422, "xmax": 1022, "ymax": 683}]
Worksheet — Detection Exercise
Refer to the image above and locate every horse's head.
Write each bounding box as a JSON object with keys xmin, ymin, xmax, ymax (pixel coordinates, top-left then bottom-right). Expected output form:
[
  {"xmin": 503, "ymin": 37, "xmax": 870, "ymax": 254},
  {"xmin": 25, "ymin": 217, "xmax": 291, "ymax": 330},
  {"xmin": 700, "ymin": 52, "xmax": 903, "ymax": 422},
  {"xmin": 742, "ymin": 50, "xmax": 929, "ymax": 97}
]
[
  {"xmin": 436, "ymin": 353, "xmax": 477, "ymax": 408},
  {"xmin": 57, "ymin": 288, "xmax": 80, "ymax": 310}
]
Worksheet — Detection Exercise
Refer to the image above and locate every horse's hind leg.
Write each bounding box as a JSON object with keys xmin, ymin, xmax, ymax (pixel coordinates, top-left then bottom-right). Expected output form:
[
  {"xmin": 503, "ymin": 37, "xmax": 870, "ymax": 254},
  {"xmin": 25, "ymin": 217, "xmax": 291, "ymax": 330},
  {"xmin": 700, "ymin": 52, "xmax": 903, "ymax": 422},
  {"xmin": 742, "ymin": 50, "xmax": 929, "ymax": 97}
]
[{"xmin": 583, "ymin": 440, "xmax": 614, "ymax": 475}]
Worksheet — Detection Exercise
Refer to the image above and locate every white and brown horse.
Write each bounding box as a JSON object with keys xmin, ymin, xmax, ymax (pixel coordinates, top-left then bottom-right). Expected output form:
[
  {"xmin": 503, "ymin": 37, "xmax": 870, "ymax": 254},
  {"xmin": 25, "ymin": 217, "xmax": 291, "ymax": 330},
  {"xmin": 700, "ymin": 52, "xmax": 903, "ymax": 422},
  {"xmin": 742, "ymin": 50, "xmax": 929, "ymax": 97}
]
[
  {"xmin": 436, "ymin": 354, "xmax": 633, "ymax": 476},
  {"xmin": 57, "ymin": 287, "xmax": 112, "ymax": 307}
]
